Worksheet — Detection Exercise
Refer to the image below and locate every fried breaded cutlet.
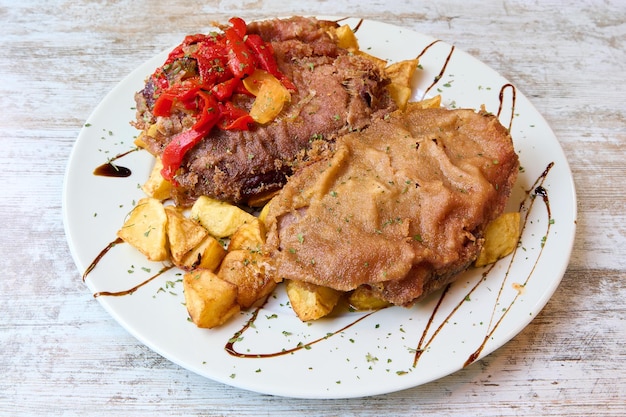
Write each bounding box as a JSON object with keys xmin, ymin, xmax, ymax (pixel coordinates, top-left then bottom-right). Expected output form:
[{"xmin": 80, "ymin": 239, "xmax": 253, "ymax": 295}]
[
  {"xmin": 133, "ymin": 16, "xmax": 396, "ymax": 206},
  {"xmin": 263, "ymin": 104, "xmax": 519, "ymax": 306}
]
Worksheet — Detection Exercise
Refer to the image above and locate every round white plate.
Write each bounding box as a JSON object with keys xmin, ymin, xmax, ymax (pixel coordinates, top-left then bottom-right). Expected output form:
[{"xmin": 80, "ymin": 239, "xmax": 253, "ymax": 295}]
[{"xmin": 63, "ymin": 18, "xmax": 577, "ymax": 399}]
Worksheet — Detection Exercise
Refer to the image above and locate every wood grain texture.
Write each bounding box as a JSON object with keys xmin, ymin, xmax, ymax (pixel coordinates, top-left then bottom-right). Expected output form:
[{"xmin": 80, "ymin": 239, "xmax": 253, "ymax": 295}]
[{"xmin": 1, "ymin": 0, "xmax": 624, "ymax": 415}]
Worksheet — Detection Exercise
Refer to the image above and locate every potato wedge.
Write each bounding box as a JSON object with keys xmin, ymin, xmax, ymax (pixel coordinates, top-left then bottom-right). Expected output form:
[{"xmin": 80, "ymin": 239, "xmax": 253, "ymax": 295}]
[
  {"xmin": 285, "ymin": 280, "xmax": 342, "ymax": 322},
  {"xmin": 386, "ymin": 59, "xmax": 418, "ymax": 88},
  {"xmin": 410, "ymin": 95, "xmax": 441, "ymax": 110},
  {"xmin": 385, "ymin": 59, "xmax": 419, "ymax": 110},
  {"xmin": 475, "ymin": 212, "xmax": 521, "ymax": 267},
  {"xmin": 348, "ymin": 285, "xmax": 391, "ymax": 311},
  {"xmin": 334, "ymin": 24, "xmax": 359, "ymax": 51},
  {"xmin": 227, "ymin": 219, "xmax": 266, "ymax": 252},
  {"xmin": 117, "ymin": 197, "xmax": 168, "ymax": 261},
  {"xmin": 217, "ymin": 250, "xmax": 276, "ymax": 309},
  {"xmin": 142, "ymin": 157, "xmax": 172, "ymax": 200},
  {"xmin": 178, "ymin": 235, "xmax": 226, "ymax": 272},
  {"xmin": 165, "ymin": 206, "xmax": 208, "ymax": 264},
  {"xmin": 190, "ymin": 196, "xmax": 257, "ymax": 238},
  {"xmin": 183, "ymin": 270, "xmax": 240, "ymax": 328},
  {"xmin": 257, "ymin": 197, "xmax": 275, "ymax": 227}
]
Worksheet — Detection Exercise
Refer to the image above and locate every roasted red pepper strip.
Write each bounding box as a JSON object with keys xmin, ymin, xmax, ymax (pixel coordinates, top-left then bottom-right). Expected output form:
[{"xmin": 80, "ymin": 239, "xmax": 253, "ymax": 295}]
[
  {"xmin": 160, "ymin": 125, "xmax": 213, "ymax": 181},
  {"xmin": 228, "ymin": 17, "xmax": 247, "ymax": 39},
  {"xmin": 211, "ymin": 78, "xmax": 240, "ymax": 101},
  {"xmin": 217, "ymin": 101, "xmax": 254, "ymax": 130},
  {"xmin": 224, "ymin": 26, "xmax": 255, "ymax": 79},
  {"xmin": 160, "ymin": 92, "xmax": 219, "ymax": 181},
  {"xmin": 245, "ymin": 33, "xmax": 297, "ymax": 92},
  {"xmin": 165, "ymin": 33, "xmax": 208, "ymax": 65},
  {"xmin": 152, "ymin": 79, "xmax": 202, "ymax": 117},
  {"xmin": 193, "ymin": 91, "xmax": 219, "ymax": 130}
]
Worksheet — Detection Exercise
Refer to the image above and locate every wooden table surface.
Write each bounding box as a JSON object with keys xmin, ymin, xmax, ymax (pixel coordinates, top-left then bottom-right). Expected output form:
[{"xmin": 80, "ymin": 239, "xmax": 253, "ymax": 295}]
[{"xmin": 1, "ymin": 0, "xmax": 624, "ymax": 415}]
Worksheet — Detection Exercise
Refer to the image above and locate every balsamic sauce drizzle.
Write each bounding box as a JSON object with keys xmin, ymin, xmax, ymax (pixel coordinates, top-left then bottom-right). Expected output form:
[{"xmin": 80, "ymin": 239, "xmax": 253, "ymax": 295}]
[
  {"xmin": 226, "ymin": 306, "xmax": 376, "ymax": 358},
  {"xmin": 497, "ymin": 83, "xmax": 517, "ymax": 132},
  {"xmin": 417, "ymin": 40, "xmax": 456, "ymax": 100},
  {"xmin": 93, "ymin": 148, "xmax": 139, "ymax": 178},
  {"xmin": 82, "ymin": 236, "xmax": 174, "ymax": 297},
  {"xmin": 82, "ymin": 237, "xmax": 123, "ymax": 282}
]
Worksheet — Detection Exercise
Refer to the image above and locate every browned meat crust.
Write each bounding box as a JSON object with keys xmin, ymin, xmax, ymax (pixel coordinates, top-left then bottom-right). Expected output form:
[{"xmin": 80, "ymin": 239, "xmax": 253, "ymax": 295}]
[
  {"xmin": 133, "ymin": 16, "xmax": 396, "ymax": 206},
  {"xmin": 262, "ymin": 104, "xmax": 519, "ymax": 306}
]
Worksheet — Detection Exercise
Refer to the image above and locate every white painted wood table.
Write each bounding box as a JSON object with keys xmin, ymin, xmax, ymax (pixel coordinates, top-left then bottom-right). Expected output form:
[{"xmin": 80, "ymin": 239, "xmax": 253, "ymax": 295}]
[{"xmin": 1, "ymin": 0, "xmax": 624, "ymax": 415}]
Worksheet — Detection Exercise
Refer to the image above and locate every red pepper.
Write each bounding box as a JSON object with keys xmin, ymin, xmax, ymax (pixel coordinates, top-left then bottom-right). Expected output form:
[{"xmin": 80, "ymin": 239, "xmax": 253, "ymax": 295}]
[
  {"xmin": 211, "ymin": 78, "xmax": 240, "ymax": 101},
  {"xmin": 152, "ymin": 79, "xmax": 202, "ymax": 117},
  {"xmin": 228, "ymin": 17, "xmax": 248, "ymax": 39},
  {"xmin": 160, "ymin": 92, "xmax": 220, "ymax": 181},
  {"xmin": 224, "ymin": 26, "xmax": 255, "ymax": 79},
  {"xmin": 164, "ymin": 33, "xmax": 208, "ymax": 65},
  {"xmin": 217, "ymin": 101, "xmax": 254, "ymax": 130},
  {"xmin": 193, "ymin": 91, "xmax": 219, "ymax": 130},
  {"xmin": 160, "ymin": 125, "xmax": 214, "ymax": 181},
  {"xmin": 245, "ymin": 33, "xmax": 297, "ymax": 92}
]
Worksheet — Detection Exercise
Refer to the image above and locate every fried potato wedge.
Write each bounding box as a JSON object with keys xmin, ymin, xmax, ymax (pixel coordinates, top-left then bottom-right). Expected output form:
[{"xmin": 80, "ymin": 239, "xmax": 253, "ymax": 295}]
[
  {"xmin": 348, "ymin": 285, "xmax": 392, "ymax": 311},
  {"xmin": 285, "ymin": 280, "xmax": 342, "ymax": 322},
  {"xmin": 142, "ymin": 157, "xmax": 172, "ymax": 200},
  {"xmin": 179, "ymin": 235, "xmax": 226, "ymax": 272},
  {"xmin": 475, "ymin": 212, "xmax": 522, "ymax": 267},
  {"xmin": 217, "ymin": 250, "xmax": 276, "ymax": 309},
  {"xmin": 183, "ymin": 270, "xmax": 240, "ymax": 328},
  {"xmin": 385, "ymin": 58, "xmax": 419, "ymax": 110},
  {"xmin": 165, "ymin": 206, "xmax": 208, "ymax": 264},
  {"xmin": 227, "ymin": 219, "xmax": 266, "ymax": 252},
  {"xmin": 334, "ymin": 24, "xmax": 359, "ymax": 51},
  {"xmin": 190, "ymin": 196, "xmax": 257, "ymax": 238},
  {"xmin": 257, "ymin": 197, "xmax": 274, "ymax": 227},
  {"xmin": 117, "ymin": 197, "xmax": 168, "ymax": 261},
  {"xmin": 411, "ymin": 95, "xmax": 442, "ymax": 109}
]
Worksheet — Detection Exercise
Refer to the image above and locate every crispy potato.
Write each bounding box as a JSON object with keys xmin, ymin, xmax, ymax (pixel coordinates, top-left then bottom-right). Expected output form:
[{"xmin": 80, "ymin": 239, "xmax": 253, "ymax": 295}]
[
  {"xmin": 410, "ymin": 95, "xmax": 442, "ymax": 110},
  {"xmin": 179, "ymin": 235, "xmax": 226, "ymax": 271},
  {"xmin": 348, "ymin": 285, "xmax": 391, "ymax": 311},
  {"xmin": 334, "ymin": 24, "xmax": 359, "ymax": 51},
  {"xmin": 227, "ymin": 219, "xmax": 266, "ymax": 252},
  {"xmin": 475, "ymin": 212, "xmax": 521, "ymax": 267},
  {"xmin": 134, "ymin": 131, "xmax": 148, "ymax": 149},
  {"xmin": 385, "ymin": 59, "xmax": 419, "ymax": 110},
  {"xmin": 257, "ymin": 197, "xmax": 274, "ymax": 226},
  {"xmin": 165, "ymin": 206, "xmax": 208, "ymax": 264},
  {"xmin": 190, "ymin": 196, "xmax": 257, "ymax": 238},
  {"xmin": 386, "ymin": 59, "xmax": 418, "ymax": 87},
  {"xmin": 183, "ymin": 270, "xmax": 240, "ymax": 328},
  {"xmin": 142, "ymin": 157, "xmax": 172, "ymax": 200},
  {"xmin": 117, "ymin": 197, "xmax": 168, "ymax": 261},
  {"xmin": 285, "ymin": 280, "xmax": 342, "ymax": 321},
  {"xmin": 217, "ymin": 250, "xmax": 276, "ymax": 309}
]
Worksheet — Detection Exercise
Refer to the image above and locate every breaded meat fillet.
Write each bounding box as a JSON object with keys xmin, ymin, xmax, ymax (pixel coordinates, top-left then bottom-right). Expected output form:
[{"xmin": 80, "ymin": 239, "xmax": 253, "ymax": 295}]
[
  {"xmin": 133, "ymin": 16, "xmax": 396, "ymax": 206},
  {"xmin": 263, "ymin": 104, "xmax": 519, "ymax": 306}
]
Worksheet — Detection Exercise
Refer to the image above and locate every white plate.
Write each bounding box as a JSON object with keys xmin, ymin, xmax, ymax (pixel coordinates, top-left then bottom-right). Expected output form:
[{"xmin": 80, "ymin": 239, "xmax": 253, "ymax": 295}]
[{"xmin": 63, "ymin": 18, "xmax": 577, "ymax": 399}]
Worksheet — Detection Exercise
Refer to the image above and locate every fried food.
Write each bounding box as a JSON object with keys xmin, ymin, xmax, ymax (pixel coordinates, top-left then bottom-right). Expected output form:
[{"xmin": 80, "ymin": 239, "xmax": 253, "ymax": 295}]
[
  {"xmin": 183, "ymin": 269, "xmax": 240, "ymax": 328},
  {"xmin": 190, "ymin": 196, "xmax": 257, "ymax": 238},
  {"xmin": 475, "ymin": 212, "xmax": 521, "ymax": 267},
  {"xmin": 285, "ymin": 280, "xmax": 342, "ymax": 321},
  {"xmin": 263, "ymin": 104, "xmax": 519, "ymax": 306},
  {"xmin": 116, "ymin": 197, "xmax": 168, "ymax": 261},
  {"xmin": 133, "ymin": 17, "xmax": 397, "ymax": 206}
]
